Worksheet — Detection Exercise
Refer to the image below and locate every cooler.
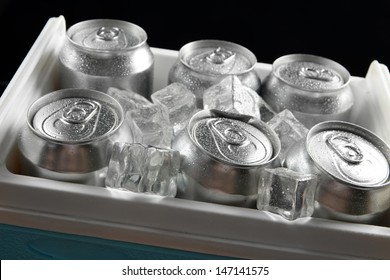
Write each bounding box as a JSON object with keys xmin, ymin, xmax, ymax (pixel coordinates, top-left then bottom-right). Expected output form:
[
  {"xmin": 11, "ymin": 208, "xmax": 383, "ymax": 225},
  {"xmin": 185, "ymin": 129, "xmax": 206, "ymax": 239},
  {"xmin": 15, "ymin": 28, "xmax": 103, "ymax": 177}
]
[{"xmin": 1, "ymin": 16, "xmax": 390, "ymax": 260}]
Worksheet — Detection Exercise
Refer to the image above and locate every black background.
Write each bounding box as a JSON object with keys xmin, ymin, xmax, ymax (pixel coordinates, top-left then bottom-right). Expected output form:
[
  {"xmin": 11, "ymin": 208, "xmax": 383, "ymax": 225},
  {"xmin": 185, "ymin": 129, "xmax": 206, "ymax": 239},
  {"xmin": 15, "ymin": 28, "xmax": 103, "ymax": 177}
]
[{"xmin": 0, "ymin": 0, "xmax": 389, "ymax": 90}]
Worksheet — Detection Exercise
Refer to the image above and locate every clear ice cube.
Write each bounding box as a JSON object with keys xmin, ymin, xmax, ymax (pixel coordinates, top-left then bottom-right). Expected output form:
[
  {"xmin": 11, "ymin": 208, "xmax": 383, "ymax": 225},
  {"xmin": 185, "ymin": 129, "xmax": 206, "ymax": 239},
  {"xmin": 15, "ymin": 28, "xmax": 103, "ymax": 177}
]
[
  {"xmin": 258, "ymin": 97, "xmax": 276, "ymax": 122},
  {"xmin": 126, "ymin": 103, "xmax": 173, "ymax": 148},
  {"xmin": 267, "ymin": 109, "xmax": 309, "ymax": 163},
  {"xmin": 106, "ymin": 143, "xmax": 180, "ymax": 197},
  {"xmin": 257, "ymin": 167, "xmax": 318, "ymax": 220},
  {"xmin": 151, "ymin": 83, "xmax": 197, "ymax": 135},
  {"xmin": 107, "ymin": 87, "xmax": 152, "ymax": 113},
  {"xmin": 203, "ymin": 76, "xmax": 261, "ymax": 119}
]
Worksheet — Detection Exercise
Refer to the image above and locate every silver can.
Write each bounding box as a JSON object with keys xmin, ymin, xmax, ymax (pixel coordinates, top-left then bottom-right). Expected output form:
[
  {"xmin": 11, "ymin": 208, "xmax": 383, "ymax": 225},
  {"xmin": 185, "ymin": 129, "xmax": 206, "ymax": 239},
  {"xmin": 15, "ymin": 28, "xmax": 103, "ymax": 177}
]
[
  {"xmin": 260, "ymin": 54, "xmax": 354, "ymax": 128},
  {"xmin": 18, "ymin": 88, "xmax": 128, "ymax": 186},
  {"xmin": 168, "ymin": 40, "xmax": 261, "ymax": 107},
  {"xmin": 172, "ymin": 109, "xmax": 281, "ymax": 207},
  {"xmin": 284, "ymin": 121, "xmax": 390, "ymax": 223},
  {"xmin": 59, "ymin": 19, "xmax": 154, "ymax": 98}
]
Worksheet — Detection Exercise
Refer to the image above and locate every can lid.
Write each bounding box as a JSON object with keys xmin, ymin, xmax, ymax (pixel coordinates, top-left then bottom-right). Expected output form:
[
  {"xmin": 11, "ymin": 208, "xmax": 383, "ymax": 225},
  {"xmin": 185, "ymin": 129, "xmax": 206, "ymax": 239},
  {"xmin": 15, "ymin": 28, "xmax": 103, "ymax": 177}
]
[
  {"xmin": 31, "ymin": 91, "xmax": 122, "ymax": 143},
  {"xmin": 307, "ymin": 122, "xmax": 390, "ymax": 187},
  {"xmin": 191, "ymin": 116, "xmax": 273, "ymax": 166},
  {"xmin": 68, "ymin": 19, "xmax": 147, "ymax": 51},
  {"xmin": 180, "ymin": 40, "xmax": 256, "ymax": 75},
  {"xmin": 274, "ymin": 54, "xmax": 349, "ymax": 92}
]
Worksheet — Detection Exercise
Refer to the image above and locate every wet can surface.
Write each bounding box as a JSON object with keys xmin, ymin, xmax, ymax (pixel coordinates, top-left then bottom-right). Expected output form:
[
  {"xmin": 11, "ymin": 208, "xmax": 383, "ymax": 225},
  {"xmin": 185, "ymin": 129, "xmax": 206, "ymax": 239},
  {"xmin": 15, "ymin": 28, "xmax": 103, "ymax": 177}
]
[
  {"xmin": 284, "ymin": 121, "xmax": 390, "ymax": 223},
  {"xmin": 59, "ymin": 19, "xmax": 154, "ymax": 98},
  {"xmin": 18, "ymin": 88, "xmax": 127, "ymax": 186},
  {"xmin": 172, "ymin": 110, "xmax": 280, "ymax": 207},
  {"xmin": 260, "ymin": 54, "xmax": 353, "ymax": 128},
  {"xmin": 168, "ymin": 40, "xmax": 261, "ymax": 107}
]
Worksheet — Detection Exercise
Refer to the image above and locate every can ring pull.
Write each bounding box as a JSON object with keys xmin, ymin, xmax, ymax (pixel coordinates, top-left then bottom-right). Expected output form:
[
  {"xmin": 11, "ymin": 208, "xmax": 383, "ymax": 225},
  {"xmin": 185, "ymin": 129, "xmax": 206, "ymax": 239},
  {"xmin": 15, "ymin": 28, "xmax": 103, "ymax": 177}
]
[
  {"xmin": 326, "ymin": 134, "xmax": 364, "ymax": 164},
  {"xmin": 209, "ymin": 120, "xmax": 248, "ymax": 146},
  {"xmin": 96, "ymin": 27, "xmax": 120, "ymax": 41},
  {"xmin": 62, "ymin": 101, "xmax": 99, "ymax": 124},
  {"xmin": 299, "ymin": 66, "xmax": 339, "ymax": 83},
  {"xmin": 205, "ymin": 47, "xmax": 236, "ymax": 65}
]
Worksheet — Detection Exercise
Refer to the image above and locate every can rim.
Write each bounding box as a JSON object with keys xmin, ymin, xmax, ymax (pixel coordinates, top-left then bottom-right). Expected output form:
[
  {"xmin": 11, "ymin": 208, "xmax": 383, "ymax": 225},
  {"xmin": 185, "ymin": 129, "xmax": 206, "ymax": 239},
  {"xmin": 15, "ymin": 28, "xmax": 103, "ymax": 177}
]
[
  {"xmin": 272, "ymin": 53, "xmax": 351, "ymax": 93},
  {"xmin": 66, "ymin": 19, "xmax": 148, "ymax": 53},
  {"xmin": 179, "ymin": 39, "xmax": 257, "ymax": 76},
  {"xmin": 306, "ymin": 120, "xmax": 390, "ymax": 189},
  {"xmin": 26, "ymin": 88, "xmax": 124, "ymax": 145},
  {"xmin": 186, "ymin": 109, "xmax": 281, "ymax": 167}
]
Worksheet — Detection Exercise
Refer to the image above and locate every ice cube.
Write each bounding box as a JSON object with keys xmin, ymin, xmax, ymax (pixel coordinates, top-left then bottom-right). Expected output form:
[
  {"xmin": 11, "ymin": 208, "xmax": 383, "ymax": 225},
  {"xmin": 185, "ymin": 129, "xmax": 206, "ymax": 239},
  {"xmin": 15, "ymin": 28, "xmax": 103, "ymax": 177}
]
[
  {"xmin": 107, "ymin": 87, "xmax": 152, "ymax": 113},
  {"xmin": 267, "ymin": 109, "xmax": 309, "ymax": 163},
  {"xmin": 257, "ymin": 167, "xmax": 318, "ymax": 220},
  {"xmin": 126, "ymin": 103, "xmax": 173, "ymax": 148},
  {"xmin": 106, "ymin": 143, "xmax": 180, "ymax": 197},
  {"xmin": 258, "ymin": 97, "xmax": 276, "ymax": 122},
  {"xmin": 203, "ymin": 76, "xmax": 261, "ymax": 119},
  {"xmin": 151, "ymin": 83, "xmax": 197, "ymax": 135}
]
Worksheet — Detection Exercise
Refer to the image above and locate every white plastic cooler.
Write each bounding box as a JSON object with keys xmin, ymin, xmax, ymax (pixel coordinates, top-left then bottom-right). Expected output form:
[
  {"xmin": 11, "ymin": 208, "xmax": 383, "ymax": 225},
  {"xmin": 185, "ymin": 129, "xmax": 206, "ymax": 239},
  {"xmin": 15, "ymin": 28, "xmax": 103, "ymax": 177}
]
[{"xmin": 1, "ymin": 16, "xmax": 390, "ymax": 259}]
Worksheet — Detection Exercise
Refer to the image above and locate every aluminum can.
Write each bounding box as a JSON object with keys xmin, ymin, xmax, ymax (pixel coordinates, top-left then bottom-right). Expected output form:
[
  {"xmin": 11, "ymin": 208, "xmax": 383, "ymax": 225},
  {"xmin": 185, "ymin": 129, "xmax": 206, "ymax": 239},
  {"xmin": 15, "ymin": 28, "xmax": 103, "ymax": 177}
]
[
  {"xmin": 260, "ymin": 54, "xmax": 353, "ymax": 128},
  {"xmin": 59, "ymin": 19, "xmax": 154, "ymax": 98},
  {"xmin": 284, "ymin": 121, "xmax": 390, "ymax": 223},
  {"xmin": 18, "ymin": 88, "xmax": 128, "ymax": 186},
  {"xmin": 172, "ymin": 109, "xmax": 281, "ymax": 207},
  {"xmin": 168, "ymin": 40, "xmax": 261, "ymax": 107}
]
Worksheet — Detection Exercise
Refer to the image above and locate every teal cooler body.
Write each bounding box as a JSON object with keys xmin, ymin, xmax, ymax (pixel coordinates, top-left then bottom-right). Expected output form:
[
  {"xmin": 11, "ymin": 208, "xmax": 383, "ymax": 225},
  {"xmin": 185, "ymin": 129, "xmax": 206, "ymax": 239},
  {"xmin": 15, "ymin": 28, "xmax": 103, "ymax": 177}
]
[{"xmin": 0, "ymin": 224, "xmax": 229, "ymax": 260}]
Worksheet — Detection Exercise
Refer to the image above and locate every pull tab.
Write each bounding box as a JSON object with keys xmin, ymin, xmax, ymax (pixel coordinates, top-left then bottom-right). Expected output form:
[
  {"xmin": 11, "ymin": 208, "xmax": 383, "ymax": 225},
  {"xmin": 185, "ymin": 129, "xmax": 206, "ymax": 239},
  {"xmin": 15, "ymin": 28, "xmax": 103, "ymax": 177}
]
[
  {"xmin": 299, "ymin": 66, "xmax": 340, "ymax": 83},
  {"xmin": 96, "ymin": 27, "xmax": 120, "ymax": 41},
  {"xmin": 205, "ymin": 47, "xmax": 236, "ymax": 65},
  {"xmin": 62, "ymin": 101, "xmax": 99, "ymax": 124},
  {"xmin": 209, "ymin": 122, "xmax": 249, "ymax": 145},
  {"xmin": 322, "ymin": 132, "xmax": 389, "ymax": 185},
  {"xmin": 42, "ymin": 100, "xmax": 101, "ymax": 141},
  {"xmin": 82, "ymin": 26, "xmax": 127, "ymax": 49},
  {"xmin": 326, "ymin": 134, "xmax": 364, "ymax": 164},
  {"xmin": 205, "ymin": 119, "xmax": 272, "ymax": 164},
  {"xmin": 188, "ymin": 46, "xmax": 236, "ymax": 74}
]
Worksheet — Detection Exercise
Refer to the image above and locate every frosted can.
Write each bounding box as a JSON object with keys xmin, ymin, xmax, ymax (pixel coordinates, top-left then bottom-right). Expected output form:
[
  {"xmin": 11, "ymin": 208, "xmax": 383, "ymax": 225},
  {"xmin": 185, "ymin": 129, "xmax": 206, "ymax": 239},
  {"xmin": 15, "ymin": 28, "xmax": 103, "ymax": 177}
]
[
  {"xmin": 168, "ymin": 40, "xmax": 261, "ymax": 107},
  {"xmin": 18, "ymin": 88, "xmax": 128, "ymax": 186},
  {"xmin": 59, "ymin": 19, "xmax": 154, "ymax": 98},
  {"xmin": 260, "ymin": 54, "xmax": 353, "ymax": 128},
  {"xmin": 172, "ymin": 110, "xmax": 281, "ymax": 207},
  {"xmin": 284, "ymin": 121, "xmax": 390, "ymax": 223}
]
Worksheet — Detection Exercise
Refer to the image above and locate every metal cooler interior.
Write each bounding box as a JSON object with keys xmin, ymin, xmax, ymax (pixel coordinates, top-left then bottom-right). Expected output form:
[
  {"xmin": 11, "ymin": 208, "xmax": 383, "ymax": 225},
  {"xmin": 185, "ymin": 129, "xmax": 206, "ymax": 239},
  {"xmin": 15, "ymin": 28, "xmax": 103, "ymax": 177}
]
[{"xmin": 1, "ymin": 16, "xmax": 390, "ymax": 259}]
